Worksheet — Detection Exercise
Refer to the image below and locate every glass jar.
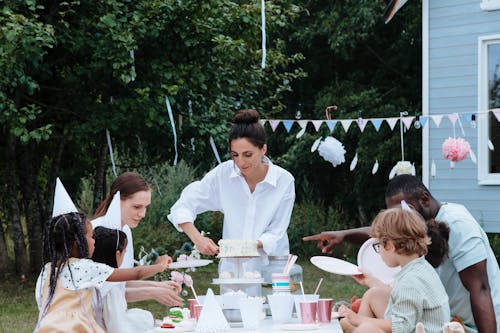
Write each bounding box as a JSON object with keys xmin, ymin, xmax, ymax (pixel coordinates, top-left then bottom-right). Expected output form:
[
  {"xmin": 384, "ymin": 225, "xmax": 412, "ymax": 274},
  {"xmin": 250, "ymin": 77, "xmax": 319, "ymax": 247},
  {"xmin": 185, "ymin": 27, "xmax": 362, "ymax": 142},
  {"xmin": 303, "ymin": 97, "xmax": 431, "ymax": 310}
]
[{"xmin": 261, "ymin": 256, "xmax": 303, "ymax": 297}]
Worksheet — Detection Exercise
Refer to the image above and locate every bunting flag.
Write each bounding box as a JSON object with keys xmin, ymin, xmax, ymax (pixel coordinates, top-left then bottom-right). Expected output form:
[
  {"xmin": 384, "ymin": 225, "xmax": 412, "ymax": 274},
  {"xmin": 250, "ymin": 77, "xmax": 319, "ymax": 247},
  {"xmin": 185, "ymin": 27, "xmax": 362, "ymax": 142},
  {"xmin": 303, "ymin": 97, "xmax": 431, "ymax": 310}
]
[
  {"xmin": 259, "ymin": 119, "xmax": 267, "ymax": 127},
  {"xmin": 357, "ymin": 119, "xmax": 368, "ymax": 132},
  {"xmin": 282, "ymin": 120, "xmax": 294, "ymax": 133},
  {"xmin": 447, "ymin": 113, "xmax": 458, "ymax": 126},
  {"xmin": 311, "ymin": 120, "xmax": 323, "ymax": 132},
  {"xmin": 269, "ymin": 120, "xmax": 280, "ymax": 131},
  {"xmin": 419, "ymin": 115, "xmax": 429, "ymax": 128},
  {"xmin": 370, "ymin": 119, "xmax": 383, "ymax": 131},
  {"xmin": 492, "ymin": 108, "xmax": 500, "ymax": 122},
  {"xmin": 431, "ymin": 114, "xmax": 443, "ymax": 127},
  {"xmin": 298, "ymin": 120, "xmax": 308, "ymax": 129},
  {"xmin": 386, "ymin": 117, "xmax": 399, "ymax": 131},
  {"xmin": 325, "ymin": 120, "xmax": 337, "ymax": 133},
  {"xmin": 165, "ymin": 97, "xmax": 178, "ymax": 166},
  {"xmin": 402, "ymin": 116, "xmax": 414, "ymax": 130},
  {"xmin": 340, "ymin": 119, "xmax": 353, "ymax": 132}
]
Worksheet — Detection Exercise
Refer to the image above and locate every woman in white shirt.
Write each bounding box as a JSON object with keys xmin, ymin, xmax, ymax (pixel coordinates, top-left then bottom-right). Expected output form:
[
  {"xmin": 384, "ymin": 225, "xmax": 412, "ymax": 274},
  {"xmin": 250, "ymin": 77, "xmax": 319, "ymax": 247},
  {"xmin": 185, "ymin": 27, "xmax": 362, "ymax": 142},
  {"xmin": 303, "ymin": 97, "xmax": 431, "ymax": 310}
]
[{"xmin": 168, "ymin": 109, "xmax": 295, "ymax": 274}]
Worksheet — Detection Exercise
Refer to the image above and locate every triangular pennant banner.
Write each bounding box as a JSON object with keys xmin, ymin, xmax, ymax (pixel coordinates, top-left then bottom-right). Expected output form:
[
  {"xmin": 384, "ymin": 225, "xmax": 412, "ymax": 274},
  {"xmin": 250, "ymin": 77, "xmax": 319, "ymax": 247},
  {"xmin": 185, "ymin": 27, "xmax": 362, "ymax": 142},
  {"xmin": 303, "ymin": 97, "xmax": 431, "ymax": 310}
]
[
  {"xmin": 419, "ymin": 115, "xmax": 429, "ymax": 129},
  {"xmin": 357, "ymin": 119, "xmax": 368, "ymax": 132},
  {"xmin": 447, "ymin": 113, "xmax": 458, "ymax": 126},
  {"xmin": 402, "ymin": 116, "xmax": 415, "ymax": 130},
  {"xmin": 370, "ymin": 119, "xmax": 383, "ymax": 131},
  {"xmin": 259, "ymin": 119, "xmax": 267, "ymax": 127},
  {"xmin": 492, "ymin": 108, "xmax": 500, "ymax": 122},
  {"xmin": 431, "ymin": 115, "xmax": 443, "ymax": 127},
  {"xmin": 282, "ymin": 120, "xmax": 294, "ymax": 133},
  {"xmin": 311, "ymin": 120, "xmax": 323, "ymax": 132},
  {"xmin": 340, "ymin": 120, "xmax": 353, "ymax": 132},
  {"xmin": 462, "ymin": 113, "xmax": 473, "ymax": 125},
  {"xmin": 325, "ymin": 120, "xmax": 337, "ymax": 133},
  {"xmin": 386, "ymin": 117, "xmax": 399, "ymax": 131},
  {"xmin": 269, "ymin": 120, "xmax": 281, "ymax": 132},
  {"xmin": 298, "ymin": 120, "xmax": 308, "ymax": 129}
]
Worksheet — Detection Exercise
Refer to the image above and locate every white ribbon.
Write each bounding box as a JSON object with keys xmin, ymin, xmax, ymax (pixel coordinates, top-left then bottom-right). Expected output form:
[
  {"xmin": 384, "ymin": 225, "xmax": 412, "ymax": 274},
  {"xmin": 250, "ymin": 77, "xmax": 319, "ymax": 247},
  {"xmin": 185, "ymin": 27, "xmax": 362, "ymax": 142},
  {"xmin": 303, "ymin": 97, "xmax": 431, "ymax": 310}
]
[
  {"xmin": 130, "ymin": 49, "xmax": 136, "ymax": 81},
  {"xmin": 209, "ymin": 136, "xmax": 222, "ymax": 164},
  {"xmin": 165, "ymin": 97, "xmax": 178, "ymax": 166},
  {"xmin": 105, "ymin": 129, "xmax": 117, "ymax": 177},
  {"xmin": 261, "ymin": 0, "xmax": 266, "ymax": 68}
]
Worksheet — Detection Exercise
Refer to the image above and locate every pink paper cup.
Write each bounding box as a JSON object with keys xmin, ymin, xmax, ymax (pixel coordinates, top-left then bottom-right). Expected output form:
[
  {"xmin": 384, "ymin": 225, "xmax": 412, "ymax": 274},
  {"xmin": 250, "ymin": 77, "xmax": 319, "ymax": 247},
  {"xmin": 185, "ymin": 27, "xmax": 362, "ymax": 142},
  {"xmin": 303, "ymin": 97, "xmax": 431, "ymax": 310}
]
[
  {"xmin": 193, "ymin": 304, "xmax": 203, "ymax": 320},
  {"xmin": 317, "ymin": 298, "xmax": 333, "ymax": 323},
  {"xmin": 299, "ymin": 301, "xmax": 317, "ymax": 324},
  {"xmin": 188, "ymin": 299, "xmax": 199, "ymax": 318}
]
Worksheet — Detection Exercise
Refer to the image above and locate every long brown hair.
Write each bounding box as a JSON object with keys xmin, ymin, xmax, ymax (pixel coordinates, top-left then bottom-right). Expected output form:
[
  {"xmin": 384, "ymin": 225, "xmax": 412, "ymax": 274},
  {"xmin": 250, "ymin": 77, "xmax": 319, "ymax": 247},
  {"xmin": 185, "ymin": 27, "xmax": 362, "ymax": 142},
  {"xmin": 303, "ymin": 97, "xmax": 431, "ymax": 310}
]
[{"xmin": 93, "ymin": 172, "xmax": 150, "ymax": 218}]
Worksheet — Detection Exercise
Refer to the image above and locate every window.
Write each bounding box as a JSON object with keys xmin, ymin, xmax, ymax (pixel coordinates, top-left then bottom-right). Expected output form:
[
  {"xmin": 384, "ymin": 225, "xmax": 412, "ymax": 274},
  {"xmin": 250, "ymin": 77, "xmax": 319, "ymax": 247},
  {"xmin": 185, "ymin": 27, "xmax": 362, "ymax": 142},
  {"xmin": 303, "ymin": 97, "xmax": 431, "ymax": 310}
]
[
  {"xmin": 478, "ymin": 35, "xmax": 500, "ymax": 184},
  {"xmin": 481, "ymin": 0, "xmax": 500, "ymax": 11}
]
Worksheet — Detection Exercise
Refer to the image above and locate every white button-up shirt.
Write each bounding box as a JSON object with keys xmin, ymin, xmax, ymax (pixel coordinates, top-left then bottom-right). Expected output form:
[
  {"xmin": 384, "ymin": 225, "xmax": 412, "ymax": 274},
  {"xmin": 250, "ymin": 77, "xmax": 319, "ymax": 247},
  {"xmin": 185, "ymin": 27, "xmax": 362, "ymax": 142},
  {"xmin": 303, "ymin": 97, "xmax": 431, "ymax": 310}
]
[{"xmin": 167, "ymin": 158, "xmax": 295, "ymax": 273}]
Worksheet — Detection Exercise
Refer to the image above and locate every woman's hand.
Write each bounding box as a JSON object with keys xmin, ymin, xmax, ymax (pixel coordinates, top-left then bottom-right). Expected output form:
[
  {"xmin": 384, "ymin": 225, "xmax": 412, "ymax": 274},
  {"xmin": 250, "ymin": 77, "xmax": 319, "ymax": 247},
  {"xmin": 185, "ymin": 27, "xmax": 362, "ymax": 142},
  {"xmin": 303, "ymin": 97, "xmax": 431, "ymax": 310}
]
[
  {"xmin": 155, "ymin": 255, "xmax": 171, "ymax": 270},
  {"xmin": 154, "ymin": 280, "xmax": 182, "ymax": 294},
  {"xmin": 194, "ymin": 236, "xmax": 219, "ymax": 256},
  {"xmin": 152, "ymin": 286, "xmax": 184, "ymax": 307}
]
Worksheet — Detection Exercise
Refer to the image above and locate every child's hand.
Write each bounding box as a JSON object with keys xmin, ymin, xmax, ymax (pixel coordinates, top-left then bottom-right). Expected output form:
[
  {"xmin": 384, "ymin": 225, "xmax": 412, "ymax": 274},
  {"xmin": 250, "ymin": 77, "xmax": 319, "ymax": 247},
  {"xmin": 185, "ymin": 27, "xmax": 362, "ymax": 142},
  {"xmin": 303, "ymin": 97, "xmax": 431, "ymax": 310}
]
[
  {"xmin": 155, "ymin": 255, "xmax": 170, "ymax": 270},
  {"xmin": 352, "ymin": 268, "xmax": 384, "ymax": 288},
  {"xmin": 338, "ymin": 305, "xmax": 363, "ymax": 327}
]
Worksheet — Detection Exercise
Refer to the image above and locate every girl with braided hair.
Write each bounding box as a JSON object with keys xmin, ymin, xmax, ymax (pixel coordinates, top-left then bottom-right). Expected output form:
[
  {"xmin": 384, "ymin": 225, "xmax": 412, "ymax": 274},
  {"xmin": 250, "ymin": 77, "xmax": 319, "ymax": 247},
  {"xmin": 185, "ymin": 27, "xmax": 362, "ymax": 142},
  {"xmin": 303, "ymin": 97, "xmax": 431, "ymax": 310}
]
[{"xmin": 35, "ymin": 212, "xmax": 171, "ymax": 333}]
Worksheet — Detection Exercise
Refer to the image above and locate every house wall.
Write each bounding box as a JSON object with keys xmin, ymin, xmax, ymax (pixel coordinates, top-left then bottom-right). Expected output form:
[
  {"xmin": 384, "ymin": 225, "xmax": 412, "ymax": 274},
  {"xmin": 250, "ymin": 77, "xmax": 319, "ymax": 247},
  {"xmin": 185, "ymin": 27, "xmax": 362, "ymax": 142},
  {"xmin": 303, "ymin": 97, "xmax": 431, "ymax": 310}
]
[{"xmin": 426, "ymin": 0, "xmax": 500, "ymax": 232}]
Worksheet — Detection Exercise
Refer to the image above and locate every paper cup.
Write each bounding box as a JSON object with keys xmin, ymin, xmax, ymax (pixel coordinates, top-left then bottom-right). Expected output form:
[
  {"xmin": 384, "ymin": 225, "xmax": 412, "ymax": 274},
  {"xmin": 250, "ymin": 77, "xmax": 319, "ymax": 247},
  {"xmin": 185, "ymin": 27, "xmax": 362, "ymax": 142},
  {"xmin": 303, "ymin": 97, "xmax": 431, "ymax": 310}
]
[
  {"xmin": 193, "ymin": 304, "xmax": 203, "ymax": 320},
  {"xmin": 239, "ymin": 298, "xmax": 262, "ymax": 330},
  {"xmin": 299, "ymin": 301, "xmax": 317, "ymax": 324},
  {"xmin": 267, "ymin": 294, "xmax": 294, "ymax": 324},
  {"xmin": 188, "ymin": 299, "xmax": 199, "ymax": 319},
  {"xmin": 317, "ymin": 298, "xmax": 333, "ymax": 323},
  {"xmin": 293, "ymin": 294, "xmax": 319, "ymax": 320}
]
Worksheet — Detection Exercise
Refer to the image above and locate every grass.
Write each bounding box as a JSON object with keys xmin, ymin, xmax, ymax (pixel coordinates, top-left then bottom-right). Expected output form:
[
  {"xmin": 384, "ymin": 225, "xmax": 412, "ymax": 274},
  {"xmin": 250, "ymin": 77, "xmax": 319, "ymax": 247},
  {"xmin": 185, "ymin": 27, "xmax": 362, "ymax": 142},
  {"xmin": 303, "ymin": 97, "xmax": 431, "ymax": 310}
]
[{"xmin": 1, "ymin": 260, "xmax": 366, "ymax": 333}]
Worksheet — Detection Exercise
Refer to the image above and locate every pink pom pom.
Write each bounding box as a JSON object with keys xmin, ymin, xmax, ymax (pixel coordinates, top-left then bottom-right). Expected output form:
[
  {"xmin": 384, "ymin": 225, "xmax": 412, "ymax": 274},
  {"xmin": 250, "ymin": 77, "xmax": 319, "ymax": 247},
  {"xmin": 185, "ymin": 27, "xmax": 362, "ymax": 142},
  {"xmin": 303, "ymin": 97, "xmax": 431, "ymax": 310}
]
[{"xmin": 442, "ymin": 137, "xmax": 470, "ymax": 162}]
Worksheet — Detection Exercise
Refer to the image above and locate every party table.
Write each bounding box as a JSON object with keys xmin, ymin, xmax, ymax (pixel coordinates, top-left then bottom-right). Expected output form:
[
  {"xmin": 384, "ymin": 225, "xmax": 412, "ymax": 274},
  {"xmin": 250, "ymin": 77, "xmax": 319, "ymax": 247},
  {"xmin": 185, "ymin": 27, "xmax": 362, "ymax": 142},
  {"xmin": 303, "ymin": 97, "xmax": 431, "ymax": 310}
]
[{"xmin": 148, "ymin": 317, "xmax": 344, "ymax": 333}]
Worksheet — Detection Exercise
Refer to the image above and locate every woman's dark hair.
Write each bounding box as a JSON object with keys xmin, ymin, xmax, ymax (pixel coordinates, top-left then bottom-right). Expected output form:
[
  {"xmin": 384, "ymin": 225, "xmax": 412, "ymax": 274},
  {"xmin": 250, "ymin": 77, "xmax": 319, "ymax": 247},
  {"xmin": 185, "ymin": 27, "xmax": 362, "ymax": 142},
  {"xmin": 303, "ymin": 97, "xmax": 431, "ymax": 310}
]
[
  {"xmin": 91, "ymin": 226, "xmax": 127, "ymax": 268},
  {"xmin": 38, "ymin": 212, "xmax": 89, "ymax": 328},
  {"xmin": 425, "ymin": 219, "xmax": 450, "ymax": 268},
  {"xmin": 94, "ymin": 172, "xmax": 150, "ymax": 218},
  {"xmin": 228, "ymin": 109, "xmax": 267, "ymax": 149}
]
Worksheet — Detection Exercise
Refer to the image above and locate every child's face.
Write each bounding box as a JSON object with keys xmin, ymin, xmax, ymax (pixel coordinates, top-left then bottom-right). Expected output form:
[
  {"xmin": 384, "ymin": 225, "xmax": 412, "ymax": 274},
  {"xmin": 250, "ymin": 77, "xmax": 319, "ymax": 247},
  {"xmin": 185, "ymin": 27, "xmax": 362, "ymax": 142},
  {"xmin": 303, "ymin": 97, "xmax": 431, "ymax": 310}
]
[
  {"xmin": 115, "ymin": 242, "xmax": 127, "ymax": 267},
  {"xmin": 378, "ymin": 239, "xmax": 398, "ymax": 268},
  {"xmin": 85, "ymin": 221, "xmax": 95, "ymax": 258}
]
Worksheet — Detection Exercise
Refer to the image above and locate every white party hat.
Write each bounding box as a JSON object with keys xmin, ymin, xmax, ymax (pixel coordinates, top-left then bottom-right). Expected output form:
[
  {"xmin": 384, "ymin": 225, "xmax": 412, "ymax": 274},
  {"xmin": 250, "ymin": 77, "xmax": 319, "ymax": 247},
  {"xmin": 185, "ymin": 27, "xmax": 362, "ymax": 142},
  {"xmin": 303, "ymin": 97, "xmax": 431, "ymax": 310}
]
[
  {"xmin": 195, "ymin": 288, "xmax": 230, "ymax": 333},
  {"xmin": 52, "ymin": 178, "xmax": 78, "ymax": 217},
  {"xmin": 102, "ymin": 191, "xmax": 121, "ymax": 230}
]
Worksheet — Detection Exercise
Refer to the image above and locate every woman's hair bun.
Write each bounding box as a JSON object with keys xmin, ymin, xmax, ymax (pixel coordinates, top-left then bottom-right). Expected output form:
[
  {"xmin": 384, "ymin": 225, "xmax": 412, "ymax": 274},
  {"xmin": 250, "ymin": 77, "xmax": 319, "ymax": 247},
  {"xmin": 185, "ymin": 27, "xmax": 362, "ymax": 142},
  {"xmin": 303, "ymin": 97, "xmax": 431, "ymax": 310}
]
[{"xmin": 233, "ymin": 109, "xmax": 260, "ymax": 124}]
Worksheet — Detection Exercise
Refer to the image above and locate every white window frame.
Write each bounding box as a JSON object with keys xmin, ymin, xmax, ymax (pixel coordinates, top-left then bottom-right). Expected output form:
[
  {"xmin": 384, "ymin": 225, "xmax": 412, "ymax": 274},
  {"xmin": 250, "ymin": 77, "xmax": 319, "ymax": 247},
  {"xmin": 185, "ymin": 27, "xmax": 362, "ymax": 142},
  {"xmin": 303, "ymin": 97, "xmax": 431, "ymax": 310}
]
[
  {"xmin": 481, "ymin": 0, "xmax": 500, "ymax": 11},
  {"xmin": 478, "ymin": 34, "xmax": 500, "ymax": 184}
]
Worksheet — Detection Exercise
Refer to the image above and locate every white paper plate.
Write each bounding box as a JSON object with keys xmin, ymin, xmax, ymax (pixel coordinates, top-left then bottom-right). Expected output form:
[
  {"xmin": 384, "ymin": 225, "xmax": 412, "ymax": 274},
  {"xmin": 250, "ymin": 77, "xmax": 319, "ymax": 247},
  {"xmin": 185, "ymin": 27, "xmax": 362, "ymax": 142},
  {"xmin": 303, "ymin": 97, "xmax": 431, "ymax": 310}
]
[
  {"xmin": 310, "ymin": 256, "xmax": 361, "ymax": 275},
  {"xmin": 280, "ymin": 323, "xmax": 320, "ymax": 331},
  {"xmin": 154, "ymin": 320, "xmax": 196, "ymax": 332},
  {"xmin": 357, "ymin": 238, "xmax": 400, "ymax": 284},
  {"xmin": 212, "ymin": 278, "xmax": 264, "ymax": 284},
  {"xmin": 168, "ymin": 259, "xmax": 213, "ymax": 269}
]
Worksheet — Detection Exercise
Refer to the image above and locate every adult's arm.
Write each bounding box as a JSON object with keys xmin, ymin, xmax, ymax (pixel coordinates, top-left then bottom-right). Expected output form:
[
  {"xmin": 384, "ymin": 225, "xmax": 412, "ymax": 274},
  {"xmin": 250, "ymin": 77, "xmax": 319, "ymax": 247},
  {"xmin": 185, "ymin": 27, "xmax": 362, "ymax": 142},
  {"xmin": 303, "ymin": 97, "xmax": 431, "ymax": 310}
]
[
  {"xmin": 458, "ymin": 260, "xmax": 497, "ymax": 333},
  {"xmin": 125, "ymin": 286, "xmax": 183, "ymax": 306},
  {"xmin": 302, "ymin": 227, "xmax": 371, "ymax": 254}
]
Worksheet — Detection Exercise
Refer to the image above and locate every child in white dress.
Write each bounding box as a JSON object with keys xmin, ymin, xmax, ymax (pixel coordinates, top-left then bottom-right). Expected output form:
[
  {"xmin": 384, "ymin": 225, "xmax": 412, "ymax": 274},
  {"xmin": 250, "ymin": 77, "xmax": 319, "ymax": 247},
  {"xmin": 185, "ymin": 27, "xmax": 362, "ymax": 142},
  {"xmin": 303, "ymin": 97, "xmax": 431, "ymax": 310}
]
[{"xmin": 92, "ymin": 226, "xmax": 155, "ymax": 332}]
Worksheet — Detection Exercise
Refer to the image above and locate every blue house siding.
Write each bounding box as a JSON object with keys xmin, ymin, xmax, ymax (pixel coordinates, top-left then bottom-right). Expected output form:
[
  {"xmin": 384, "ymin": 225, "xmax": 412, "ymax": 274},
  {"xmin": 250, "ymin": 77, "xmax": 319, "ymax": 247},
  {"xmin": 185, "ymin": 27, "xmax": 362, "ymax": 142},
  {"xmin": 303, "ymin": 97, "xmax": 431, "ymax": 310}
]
[{"xmin": 427, "ymin": 0, "xmax": 500, "ymax": 232}]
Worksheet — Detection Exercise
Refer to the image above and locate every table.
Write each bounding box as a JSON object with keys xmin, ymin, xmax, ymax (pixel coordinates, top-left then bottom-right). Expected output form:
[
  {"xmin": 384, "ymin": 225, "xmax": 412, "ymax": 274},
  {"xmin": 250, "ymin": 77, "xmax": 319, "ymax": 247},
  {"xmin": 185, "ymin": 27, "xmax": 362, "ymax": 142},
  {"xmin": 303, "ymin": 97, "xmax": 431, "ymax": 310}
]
[{"xmin": 148, "ymin": 317, "xmax": 344, "ymax": 332}]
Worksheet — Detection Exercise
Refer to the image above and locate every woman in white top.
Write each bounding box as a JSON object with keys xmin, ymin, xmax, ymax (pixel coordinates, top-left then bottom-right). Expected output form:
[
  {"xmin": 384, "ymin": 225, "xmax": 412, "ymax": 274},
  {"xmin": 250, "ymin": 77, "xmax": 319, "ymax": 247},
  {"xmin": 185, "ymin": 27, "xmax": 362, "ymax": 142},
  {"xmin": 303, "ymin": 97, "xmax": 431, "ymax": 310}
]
[{"xmin": 168, "ymin": 109, "xmax": 295, "ymax": 273}]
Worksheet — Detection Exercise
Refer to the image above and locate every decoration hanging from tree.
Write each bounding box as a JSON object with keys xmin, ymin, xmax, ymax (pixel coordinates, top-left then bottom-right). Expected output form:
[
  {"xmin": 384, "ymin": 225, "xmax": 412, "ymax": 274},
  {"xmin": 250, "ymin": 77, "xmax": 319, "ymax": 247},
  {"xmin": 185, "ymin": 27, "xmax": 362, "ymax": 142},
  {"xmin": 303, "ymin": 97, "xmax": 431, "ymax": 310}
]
[
  {"xmin": 318, "ymin": 137, "xmax": 346, "ymax": 167},
  {"xmin": 442, "ymin": 137, "xmax": 470, "ymax": 162},
  {"xmin": 389, "ymin": 111, "xmax": 415, "ymax": 179}
]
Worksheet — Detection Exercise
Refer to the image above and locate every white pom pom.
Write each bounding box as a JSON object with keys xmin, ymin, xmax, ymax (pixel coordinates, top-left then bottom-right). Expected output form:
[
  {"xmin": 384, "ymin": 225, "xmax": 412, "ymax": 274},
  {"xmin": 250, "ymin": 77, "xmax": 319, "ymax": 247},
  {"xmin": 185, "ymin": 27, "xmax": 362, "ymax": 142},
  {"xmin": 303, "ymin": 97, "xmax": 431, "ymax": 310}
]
[
  {"xmin": 389, "ymin": 161, "xmax": 414, "ymax": 179},
  {"xmin": 317, "ymin": 137, "xmax": 346, "ymax": 167}
]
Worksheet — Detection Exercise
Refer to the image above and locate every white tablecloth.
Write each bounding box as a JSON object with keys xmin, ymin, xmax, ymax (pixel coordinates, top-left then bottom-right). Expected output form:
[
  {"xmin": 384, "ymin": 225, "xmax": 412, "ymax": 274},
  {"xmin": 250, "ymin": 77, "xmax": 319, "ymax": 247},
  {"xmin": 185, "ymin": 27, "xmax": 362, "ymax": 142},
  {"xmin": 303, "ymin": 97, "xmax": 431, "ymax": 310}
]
[{"xmin": 148, "ymin": 317, "xmax": 343, "ymax": 333}]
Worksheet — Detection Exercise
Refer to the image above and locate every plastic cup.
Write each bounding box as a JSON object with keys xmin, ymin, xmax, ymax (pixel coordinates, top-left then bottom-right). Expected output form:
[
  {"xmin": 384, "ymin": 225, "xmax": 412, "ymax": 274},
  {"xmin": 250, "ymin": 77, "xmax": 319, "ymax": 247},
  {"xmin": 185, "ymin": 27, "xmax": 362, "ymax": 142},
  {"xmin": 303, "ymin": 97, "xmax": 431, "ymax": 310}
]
[
  {"xmin": 238, "ymin": 298, "xmax": 262, "ymax": 330},
  {"xmin": 293, "ymin": 294, "xmax": 319, "ymax": 320},
  {"xmin": 299, "ymin": 301, "xmax": 317, "ymax": 324},
  {"xmin": 272, "ymin": 273, "xmax": 290, "ymax": 293},
  {"xmin": 317, "ymin": 298, "xmax": 333, "ymax": 323},
  {"xmin": 267, "ymin": 294, "xmax": 294, "ymax": 324},
  {"xmin": 193, "ymin": 304, "xmax": 203, "ymax": 320},
  {"xmin": 188, "ymin": 299, "xmax": 199, "ymax": 319}
]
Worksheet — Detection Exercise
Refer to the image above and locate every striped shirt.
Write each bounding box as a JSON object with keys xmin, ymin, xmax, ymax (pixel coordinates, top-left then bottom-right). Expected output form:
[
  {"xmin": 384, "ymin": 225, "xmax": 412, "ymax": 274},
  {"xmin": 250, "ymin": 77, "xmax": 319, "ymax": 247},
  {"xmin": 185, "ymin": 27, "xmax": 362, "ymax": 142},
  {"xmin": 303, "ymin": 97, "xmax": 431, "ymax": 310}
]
[{"xmin": 385, "ymin": 256, "xmax": 450, "ymax": 333}]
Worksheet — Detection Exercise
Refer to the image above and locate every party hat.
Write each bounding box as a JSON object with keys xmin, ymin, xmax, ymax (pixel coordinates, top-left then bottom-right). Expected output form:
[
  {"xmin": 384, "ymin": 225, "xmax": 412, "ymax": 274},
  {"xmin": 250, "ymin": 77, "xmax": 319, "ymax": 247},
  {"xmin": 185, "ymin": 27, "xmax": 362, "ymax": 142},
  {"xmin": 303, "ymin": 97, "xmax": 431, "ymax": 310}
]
[
  {"xmin": 195, "ymin": 288, "xmax": 229, "ymax": 332},
  {"xmin": 52, "ymin": 178, "xmax": 78, "ymax": 217},
  {"xmin": 102, "ymin": 191, "xmax": 121, "ymax": 230}
]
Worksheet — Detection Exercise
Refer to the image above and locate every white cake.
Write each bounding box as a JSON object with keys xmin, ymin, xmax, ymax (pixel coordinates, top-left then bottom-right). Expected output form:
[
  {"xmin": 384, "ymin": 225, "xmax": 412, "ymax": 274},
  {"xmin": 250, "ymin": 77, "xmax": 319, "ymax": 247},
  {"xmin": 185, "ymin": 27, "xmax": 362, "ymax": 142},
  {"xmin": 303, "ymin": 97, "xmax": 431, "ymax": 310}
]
[{"xmin": 217, "ymin": 239, "xmax": 259, "ymax": 257}]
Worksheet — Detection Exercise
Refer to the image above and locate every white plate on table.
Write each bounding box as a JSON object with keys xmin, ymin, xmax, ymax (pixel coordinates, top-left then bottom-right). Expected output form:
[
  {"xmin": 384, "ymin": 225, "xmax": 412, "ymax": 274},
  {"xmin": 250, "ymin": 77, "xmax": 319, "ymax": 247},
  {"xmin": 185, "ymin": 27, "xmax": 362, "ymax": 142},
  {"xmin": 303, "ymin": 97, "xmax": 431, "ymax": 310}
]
[
  {"xmin": 357, "ymin": 238, "xmax": 400, "ymax": 284},
  {"xmin": 168, "ymin": 259, "xmax": 213, "ymax": 269},
  {"xmin": 280, "ymin": 323, "xmax": 320, "ymax": 331},
  {"xmin": 310, "ymin": 256, "xmax": 362, "ymax": 276}
]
